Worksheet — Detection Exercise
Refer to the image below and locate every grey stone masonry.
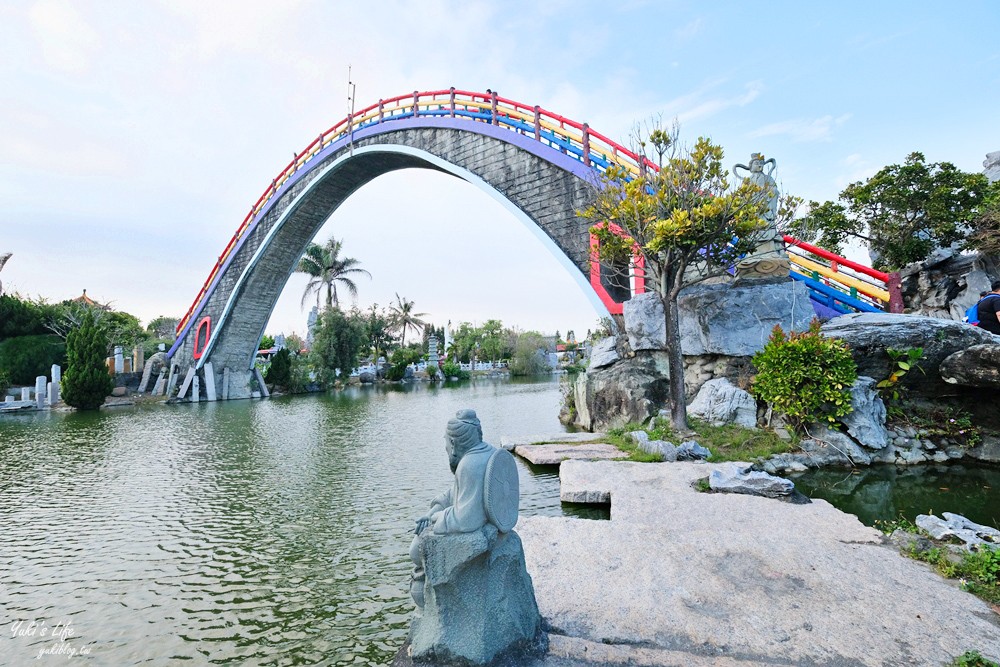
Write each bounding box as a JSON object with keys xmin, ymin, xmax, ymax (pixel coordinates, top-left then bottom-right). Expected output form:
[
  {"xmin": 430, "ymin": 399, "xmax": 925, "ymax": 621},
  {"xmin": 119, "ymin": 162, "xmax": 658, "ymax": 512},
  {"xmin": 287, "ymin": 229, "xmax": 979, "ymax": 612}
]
[{"xmin": 171, "ymin": 124, "xmax": 597, "ymax": 397}]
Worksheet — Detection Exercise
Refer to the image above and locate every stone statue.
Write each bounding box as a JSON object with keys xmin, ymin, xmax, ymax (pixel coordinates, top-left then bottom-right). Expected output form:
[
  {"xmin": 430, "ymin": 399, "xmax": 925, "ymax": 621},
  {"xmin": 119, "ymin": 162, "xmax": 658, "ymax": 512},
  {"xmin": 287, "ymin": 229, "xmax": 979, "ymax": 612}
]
[
  {"xmin": 733, "ymin": 154, "xmax": 791, "ymax": 281},
  {"xmin": 404, "ymin": 409, "xmax": 543, "ymax": 665}
]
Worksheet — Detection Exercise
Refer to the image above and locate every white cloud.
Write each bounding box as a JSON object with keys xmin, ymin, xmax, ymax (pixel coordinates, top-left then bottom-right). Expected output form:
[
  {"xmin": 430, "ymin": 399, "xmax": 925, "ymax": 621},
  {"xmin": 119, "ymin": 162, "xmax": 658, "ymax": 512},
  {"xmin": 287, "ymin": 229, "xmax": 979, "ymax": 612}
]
[
  {"xmin": 673, "ymin": 18, "xmax": 703, "ymax": 42},
  {"xmin": 28, "ymin": 0, "xmax": 100, "ymax": 73},
  {"xmin": 748, "ymin": 113, "xmax": 851, "ymax": 143}
]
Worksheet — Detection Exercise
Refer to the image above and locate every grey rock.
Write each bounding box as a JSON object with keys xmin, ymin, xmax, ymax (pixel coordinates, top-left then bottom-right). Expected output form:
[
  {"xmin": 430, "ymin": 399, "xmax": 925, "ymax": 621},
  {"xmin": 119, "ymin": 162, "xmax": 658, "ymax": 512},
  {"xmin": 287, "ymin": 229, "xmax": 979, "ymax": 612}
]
[
  {"xmin": 588, "ymin": 336, "xmax": 619, "ymax": 370},
  {"xmin": 820, "ymin": 313, "xmax": 997, "ymax": 397},
  {"xmin": 627, "ymin": 431, "xmax": 650, "ymax": 446},
  {"xmin": 622, "ymin": 292, "xmax": 666, "ymax": 351},
  {"xmin": 409, "ymin": 526, "xmax": 544, "ymax": 664},
  {"xmin": 676, "ymin": 440, "xmax": 711, "ymax": 461},
  {"xmin": 916, "ymin": 512, "xmax": 1000, "ymax": 549},
  {"xmin": 638, "ymin": 439, "xmax": 677, "ymax": 462},
  {"xmin": 837, "ymin": 377, "xmax": 889, "ymax": 450},
  {"xmin": 687, "ymin": 378, "xmax": 758, "ymax": 428},
  {"xmin": 512, "ymin": 443, "xmax": 628, "ymax": 466},
  {"xmin": 359, "ymin": 371, "xmax": 376, "ymax": 384},
  {"xmin": 798, "ymin": 425, "xmax": 872, "ymax": 466},
  {"xmin": 940, "ymin": 344, "xmax": 1000, "ymax": 387},
  {"xmin": 678, "ymin": 280, "xmax": 813, "ymax": 356},
  {"xmin": 986, "ymin": 151, "xmax": 1000, "ymax": 182},
  {"xmin": 968, "ymin": 434, "xmax": 1000, "ymax": 463},
  {"xmin": 709, "ymin": 463, "xmax": 795, "ymax": 498},
  {"xmin": 571, "ymin": 352, "xmax": 670, "ymax": 431}
]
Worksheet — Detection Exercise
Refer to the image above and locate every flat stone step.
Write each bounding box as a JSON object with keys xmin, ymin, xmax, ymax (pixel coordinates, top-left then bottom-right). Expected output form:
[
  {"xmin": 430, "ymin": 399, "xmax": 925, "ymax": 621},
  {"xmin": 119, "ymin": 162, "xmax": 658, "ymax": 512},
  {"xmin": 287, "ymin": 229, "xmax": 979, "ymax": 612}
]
[
  {"xmin": 499, "ymin": 432, "xmax": 607, "ymax": 450},
  {"xmin": 513, "ymin": 443, "xmax": 627, "ymax": 466}
]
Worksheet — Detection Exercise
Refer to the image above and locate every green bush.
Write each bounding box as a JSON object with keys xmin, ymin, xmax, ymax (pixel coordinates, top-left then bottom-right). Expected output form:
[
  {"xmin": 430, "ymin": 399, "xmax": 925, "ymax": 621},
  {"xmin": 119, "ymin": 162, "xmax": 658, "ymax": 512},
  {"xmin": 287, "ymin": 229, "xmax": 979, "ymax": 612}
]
[
  {"xmin": 441, "ymin": 361, "xmax": 469, "ymax": 380},
  {"xmin": 288, "ymin": 355, "xmax": 313, "ymax": 394},
  {"xmin": 62, "ymin": 311, "xmax": 114, "ymax": 410},
  {"xmin": 950, "ymin": 651, "xmax": 998, "ymax": 667},
  {"xmin": 0, "ymin": 368, "xmax": 10, "ymax": 397},
  {"xmin": 0, "ymin": 294, "xmax": 50, "ymax": 339},
  {"xmin": 0, "ymin": 334, "xmax": 67, "ymax": 385},
  {"xmin": 751, "ymin": 320, "xmax": 857, "ymax": 429},
  {"xmin": 265, "ymin": 348, "xmax": 292, "ymax": 388}
]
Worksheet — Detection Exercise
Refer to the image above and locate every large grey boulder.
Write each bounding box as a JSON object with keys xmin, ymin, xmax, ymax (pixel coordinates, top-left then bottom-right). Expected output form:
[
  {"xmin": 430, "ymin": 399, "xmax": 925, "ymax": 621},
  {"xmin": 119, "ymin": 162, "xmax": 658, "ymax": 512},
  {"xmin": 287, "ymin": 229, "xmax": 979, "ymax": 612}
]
[
  {"xmin": 687, "ymin": 378, "xmax": 757, "ymax": 428},
  {"xmin": 678, "ymin": 280, "xmax": 813, "ymax": 356},
  {"xmin": 968, "ymin": 435, "xmax": 1000, "ymax": 464},
  {"xmin": 837, "ymin": 377, "xmax": 889, "ymax": 449},
  {"xmin": 409, "ymin": 525, "xmax": 544, "ymax": 665},
  {"xmin": 821, "ymin": 313, "xmax": 997, "ymax": 397},
  {"xmin": 939, "ymin": 344, "xmax": 1000, "ymax": 388},
  {"xmin": 588, "ymin": 336, "xmax": 619, "ymax": 370},
  {"xmin": 915, "ymin": 512, "xmax": 1000, "ymax": 549},
  {"xmin": 985, "ymin": 150, "xmax": 1000, "ymax": 183},
  {"xmin": 572, "ymin": 352, "xmax": 670, "ymax": 431},
  {"xmin": 898, "ymin": 248, "xmax": 1000, "ymax": 321},
  {"xmin": 623, "ymin": 292, "xmax": 666, "ymax": 351}
]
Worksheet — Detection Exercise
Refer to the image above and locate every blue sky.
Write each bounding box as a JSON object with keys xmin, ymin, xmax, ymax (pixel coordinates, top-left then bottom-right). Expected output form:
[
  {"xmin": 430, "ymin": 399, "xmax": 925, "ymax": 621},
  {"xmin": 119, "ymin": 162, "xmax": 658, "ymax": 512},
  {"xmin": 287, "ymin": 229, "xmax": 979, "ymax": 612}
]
[{"xmin": 1, "ymin": 1, "xmax": 997, "ymax": 341}]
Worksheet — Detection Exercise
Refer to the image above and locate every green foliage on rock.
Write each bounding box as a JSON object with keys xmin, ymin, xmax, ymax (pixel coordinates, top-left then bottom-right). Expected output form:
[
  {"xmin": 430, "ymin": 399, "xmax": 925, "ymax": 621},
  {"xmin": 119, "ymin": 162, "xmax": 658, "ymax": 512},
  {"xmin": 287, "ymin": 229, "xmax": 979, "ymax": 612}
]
[
  {"xmin": 61, "ymin": 310, "xmax": 114, "ymax": 410},
  {"xmin": 0, "ymin": 334, "xmax": 66, "ymax": 385},
  {"xmin": 265, "ymin": 348, "xmax": 292, "ymax": 388},
  {"xmin": 950, "ymin": 651, "xmax": 999, "ymax": 667},
  {"xmin": 751, "ymin": 320, "xmax": 857, "ymax": 429},
  {"xmin": 440, "ymin": 361, "xmax": 468, "ymax": 380},
  {"xmin": 309, "ymin": 308, "xmax": 366, "ymax": 386}
]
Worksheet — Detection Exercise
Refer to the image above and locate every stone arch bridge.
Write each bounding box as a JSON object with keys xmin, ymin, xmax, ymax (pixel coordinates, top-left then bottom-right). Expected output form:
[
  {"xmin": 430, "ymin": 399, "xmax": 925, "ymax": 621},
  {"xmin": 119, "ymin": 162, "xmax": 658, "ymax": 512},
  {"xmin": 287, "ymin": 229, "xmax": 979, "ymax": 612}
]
[{"xmin": 166, "ymin": 88, "xmax": 893, "ymax": 401}]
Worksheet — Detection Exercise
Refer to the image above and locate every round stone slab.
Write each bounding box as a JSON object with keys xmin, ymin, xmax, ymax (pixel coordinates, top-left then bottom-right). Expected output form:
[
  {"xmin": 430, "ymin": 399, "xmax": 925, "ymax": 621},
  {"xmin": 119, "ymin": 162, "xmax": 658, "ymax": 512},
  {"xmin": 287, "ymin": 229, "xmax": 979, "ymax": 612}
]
[{"xmin": 484, "ymin": 449, "xmax": 519, "ymax": 532}]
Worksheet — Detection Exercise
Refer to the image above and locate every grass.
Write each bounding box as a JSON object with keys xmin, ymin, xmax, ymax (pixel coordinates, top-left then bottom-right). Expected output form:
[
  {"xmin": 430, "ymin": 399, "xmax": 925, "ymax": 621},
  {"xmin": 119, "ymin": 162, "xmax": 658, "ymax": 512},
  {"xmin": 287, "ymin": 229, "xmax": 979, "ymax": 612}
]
[
  {"xmin": 906, "ymin": 543, "xmax": 1000, "ymax": 606},
  {"xmin": 606, "ymin": 417, "xmax": 797, "ymax": 463}
]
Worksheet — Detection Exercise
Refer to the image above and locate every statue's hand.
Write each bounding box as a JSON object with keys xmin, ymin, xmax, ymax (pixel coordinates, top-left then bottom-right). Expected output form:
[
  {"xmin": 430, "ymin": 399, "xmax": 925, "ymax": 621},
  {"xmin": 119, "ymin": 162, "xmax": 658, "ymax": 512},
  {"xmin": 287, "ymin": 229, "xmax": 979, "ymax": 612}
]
[{"xmin": 414, "ymin": 516, "xmax": 431, "ymax": 535}]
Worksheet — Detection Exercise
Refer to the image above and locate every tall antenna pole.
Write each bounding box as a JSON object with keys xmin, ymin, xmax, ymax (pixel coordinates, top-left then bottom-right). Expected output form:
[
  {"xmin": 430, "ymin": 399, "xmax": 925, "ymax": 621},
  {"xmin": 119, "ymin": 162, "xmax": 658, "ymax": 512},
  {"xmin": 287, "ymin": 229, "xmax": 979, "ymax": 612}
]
[{"xmin": 347, "ymin": 65, "xmax": 356, "ymax": 156}]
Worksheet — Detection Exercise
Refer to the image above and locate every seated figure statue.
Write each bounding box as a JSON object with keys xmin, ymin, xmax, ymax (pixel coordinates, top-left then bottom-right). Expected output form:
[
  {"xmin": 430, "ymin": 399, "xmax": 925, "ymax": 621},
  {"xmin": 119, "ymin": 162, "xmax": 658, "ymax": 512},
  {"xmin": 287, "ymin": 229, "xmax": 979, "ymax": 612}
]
[{"xmin": 405, "ymin": 409, "xmax": 543, "ymax": 665}]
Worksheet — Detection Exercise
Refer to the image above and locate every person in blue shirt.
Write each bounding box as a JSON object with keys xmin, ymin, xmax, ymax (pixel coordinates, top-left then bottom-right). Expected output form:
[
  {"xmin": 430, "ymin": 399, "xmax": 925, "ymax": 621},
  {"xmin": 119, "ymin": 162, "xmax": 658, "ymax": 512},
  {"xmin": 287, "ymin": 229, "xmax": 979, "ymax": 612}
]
[{"xmin": 976, "ymin": 281, "xmax": 1000, "ymax": 334}]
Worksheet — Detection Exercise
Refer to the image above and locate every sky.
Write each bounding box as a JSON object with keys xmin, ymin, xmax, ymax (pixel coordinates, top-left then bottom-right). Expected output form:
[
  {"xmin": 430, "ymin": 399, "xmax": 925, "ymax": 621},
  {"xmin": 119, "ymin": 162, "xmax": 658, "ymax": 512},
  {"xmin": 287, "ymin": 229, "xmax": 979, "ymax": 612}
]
[{"xmin": 1, "ymin": 1, "xmax": 998, "ymax": 342}]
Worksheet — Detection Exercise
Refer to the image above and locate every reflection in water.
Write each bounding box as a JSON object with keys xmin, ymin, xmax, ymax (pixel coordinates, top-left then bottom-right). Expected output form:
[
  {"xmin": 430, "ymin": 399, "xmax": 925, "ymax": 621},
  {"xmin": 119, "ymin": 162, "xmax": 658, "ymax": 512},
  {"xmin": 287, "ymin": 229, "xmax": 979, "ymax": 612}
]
[
  {"xmin": 789, "ymin": 463, "xmax": 1000, "ymax": 530},
  {"xmin": 0, "ymin": 378, "xmax": 594, "ymax": 666}
]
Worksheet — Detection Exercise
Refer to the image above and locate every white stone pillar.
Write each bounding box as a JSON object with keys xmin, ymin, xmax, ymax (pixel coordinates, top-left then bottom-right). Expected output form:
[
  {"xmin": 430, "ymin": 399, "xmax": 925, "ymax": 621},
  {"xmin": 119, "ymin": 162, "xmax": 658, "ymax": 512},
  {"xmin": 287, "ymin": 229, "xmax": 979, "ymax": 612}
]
[
  {"xmin": 50, "ymin": 365, "xmax": 61, "ymax": 404},
  {"xmin": 191, "ymin": 376, "xmax": 200, "ymax": 402},
  {"xmin": 203, "ymin": 362, "xmax": 217, "ymax": 402},
  {"xmin": 21, "ymin": 387, "xmax": 31, "ymax": 401},
  {"xmin": 35, "ymin": 376, "xmax": 47, "ymax": 409},
  {"xmin": 114, "ymin": 346, "xmax": 124, "ymax": 374}
]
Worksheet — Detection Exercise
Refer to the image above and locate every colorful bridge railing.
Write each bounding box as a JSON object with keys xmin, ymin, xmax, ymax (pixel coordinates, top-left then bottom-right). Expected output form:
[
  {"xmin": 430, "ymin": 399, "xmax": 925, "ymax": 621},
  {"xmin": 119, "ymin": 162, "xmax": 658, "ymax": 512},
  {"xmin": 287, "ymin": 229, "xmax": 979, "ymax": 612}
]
[
  {"xmin": 784, "ymin": 235, "xmax": 903, "ymax": 314},
  {"xmin": 176, "ymin": 88, "xmax": 902, "ymax": 339},
  {"xmin": 174, "ymin": 88, "xmax": 662, "ymax": 337}
]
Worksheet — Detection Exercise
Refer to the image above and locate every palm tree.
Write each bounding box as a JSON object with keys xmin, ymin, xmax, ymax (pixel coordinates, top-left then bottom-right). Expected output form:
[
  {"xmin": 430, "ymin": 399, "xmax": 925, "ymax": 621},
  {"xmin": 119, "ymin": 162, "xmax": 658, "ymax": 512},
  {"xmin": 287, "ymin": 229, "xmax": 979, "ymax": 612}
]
[
  {"xmin": 296, "ymin": 237, "xmax": 371, "ymax": 310},
  {"xmin": 389, "ymin": 293, "xmax": 427, "ymax": 348}
]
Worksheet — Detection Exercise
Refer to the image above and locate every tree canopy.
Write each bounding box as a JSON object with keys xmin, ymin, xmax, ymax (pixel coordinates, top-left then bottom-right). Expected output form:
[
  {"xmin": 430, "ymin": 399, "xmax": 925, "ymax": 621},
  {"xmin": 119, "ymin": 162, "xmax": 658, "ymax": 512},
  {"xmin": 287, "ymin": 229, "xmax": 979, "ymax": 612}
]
[
  {"xmin": 786, "ymin": 152, "xmax": 993, "ymax": 270},
  {"xmin": 582, "ymin": 125, "xmax": 785, "ymax": 430},
  {"xmin": 389, "ymin": 293, "xmax": 427, "ymax": 348},
  {"xmin": 296, "ymin": 237, "xmax": 371, "ymax": 310}
]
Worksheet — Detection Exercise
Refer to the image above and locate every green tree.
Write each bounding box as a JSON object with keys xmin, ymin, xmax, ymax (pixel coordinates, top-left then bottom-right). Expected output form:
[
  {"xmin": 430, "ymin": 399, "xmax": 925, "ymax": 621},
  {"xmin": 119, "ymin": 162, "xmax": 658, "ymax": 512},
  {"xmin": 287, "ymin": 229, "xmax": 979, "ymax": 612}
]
[
  {"xmin": 145, "ymin": 316, "xmax": 179, "ymax": 339},
  {"xmin": 62, "ymin": 310, "xmax": 113, "ymax": 410},
  {"xmin": 259, "ymin": 334, "xmax": 275, "ymax": 351},
  {"xmin": 508, "ymin": 331, "xmax": 550, "ymax": 376},
  {"xmin": 0, "ymin": 294, "xmax": 49, "ymax": 339},
  {"xmin": 309, "ymin": 308, "xmax": 366, "ymax": 385},
  {"xmin": 265, "ymin": 348, "xmax": 292, "ymax": 388},
  {"xmin": 389, "ymin": 293, "xmax": 427, "ymax": 348},
  {"xmin": 0, "ymin": 334, "xmax": 66, "ymax": 385},
  {"xmin": 364, "ymin": 304, "xmax": 393, "ymax": 365},
  {"xmin": 788, "ymin": 153, "xmax": 992, "ymax": 270},
  {"xmin": 582, "ymin": 125, "xmax": 781, "ymax": 430},
  {"xmin": 296, "ymin": 237, "xmax": 371, "ymax": 309}
]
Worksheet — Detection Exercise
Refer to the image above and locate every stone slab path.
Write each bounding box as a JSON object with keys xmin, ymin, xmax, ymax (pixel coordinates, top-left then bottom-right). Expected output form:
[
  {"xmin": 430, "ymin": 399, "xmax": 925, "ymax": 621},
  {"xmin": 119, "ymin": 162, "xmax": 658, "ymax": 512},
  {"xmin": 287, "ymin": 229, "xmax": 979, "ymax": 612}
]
[
  {"xmin": 513, "ymin": 443, "xmax": 628, "ymax": 466},
  {"xmin": 517, "ymin": 460, "xmax": 1000, "ymax": 666},
  {"xmin": 499, "ymin": 432, "xmax": 608, "ymax": 450}
]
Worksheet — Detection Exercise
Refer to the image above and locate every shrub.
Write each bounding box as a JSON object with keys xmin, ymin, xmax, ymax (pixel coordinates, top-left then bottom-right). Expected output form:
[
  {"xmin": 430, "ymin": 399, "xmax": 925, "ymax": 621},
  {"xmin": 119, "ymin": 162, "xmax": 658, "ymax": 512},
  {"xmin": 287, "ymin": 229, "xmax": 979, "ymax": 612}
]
[
  {"xmin": 265, "ymin": 348, "xmax": 292, "ymax": 388},
  {"xmin": 751, "ymin": 320, "xmax": 858, "ymax": 429},
  {"xmin": 0, "ymin": 368, "xmax": 10, "ymax": 397},
  {"xmin": 441, "ymin": 361, "xmax": 469, "ymax": 380},
  {"xmin": 0, "ymin": 334, "xmax": 67, "ymax": 385},
  {"xmin": 62, "ymin": 310, "xmax": 114, "ymax": 410},
  {"xmin": 0, "ymin": 294, "xmax": 50, "ymax": 339}
]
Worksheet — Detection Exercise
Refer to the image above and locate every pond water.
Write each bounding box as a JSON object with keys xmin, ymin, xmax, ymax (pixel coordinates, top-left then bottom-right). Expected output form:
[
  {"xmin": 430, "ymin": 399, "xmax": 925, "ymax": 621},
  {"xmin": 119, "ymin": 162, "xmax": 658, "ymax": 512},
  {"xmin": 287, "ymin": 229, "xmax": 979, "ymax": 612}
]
[
  {"xmin": 789, "ymin": 463, "xmax": 1000, "ymax": 530},
  {"xmin": 0, "ymin": 377, "xmax": 589, "ymax": 666}
]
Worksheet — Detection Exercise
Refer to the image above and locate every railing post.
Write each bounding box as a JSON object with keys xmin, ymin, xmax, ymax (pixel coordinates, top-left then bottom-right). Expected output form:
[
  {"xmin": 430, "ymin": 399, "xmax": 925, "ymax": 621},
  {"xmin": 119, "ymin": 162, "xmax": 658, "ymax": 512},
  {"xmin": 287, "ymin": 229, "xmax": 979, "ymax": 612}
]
[
  {"xmin": 378, "ymin": 99, "xmax": 384, "ymax": 122},
  {"xmin": 887, "ymin": 272, "xmax": 904, "ymax": 313},
  {"xmin": 582, "ymin": 123, "xmax": 591, "ymax": 167},
  {"xmin": 413, "ymin": 90, "xmax": 419, "ymax": 118},
  {"xmin": 449, "ymin": 87, "xmax": 455, "ymax": 117},
  {"xmin": 533, "ymin": 106, "xmax": 541, "ymax": 140},
  {"xmin": 490, "ymin": 90, "xmax": 498, "ymax": 125}
]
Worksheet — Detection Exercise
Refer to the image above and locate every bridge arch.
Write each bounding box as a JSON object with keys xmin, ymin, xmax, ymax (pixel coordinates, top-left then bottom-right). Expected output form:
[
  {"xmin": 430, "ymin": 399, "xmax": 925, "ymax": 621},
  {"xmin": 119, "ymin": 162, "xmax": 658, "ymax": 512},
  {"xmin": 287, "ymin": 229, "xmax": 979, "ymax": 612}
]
[{"xmin": 167, "ymin": 91, "xmax": 650, "ymax": 399}]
